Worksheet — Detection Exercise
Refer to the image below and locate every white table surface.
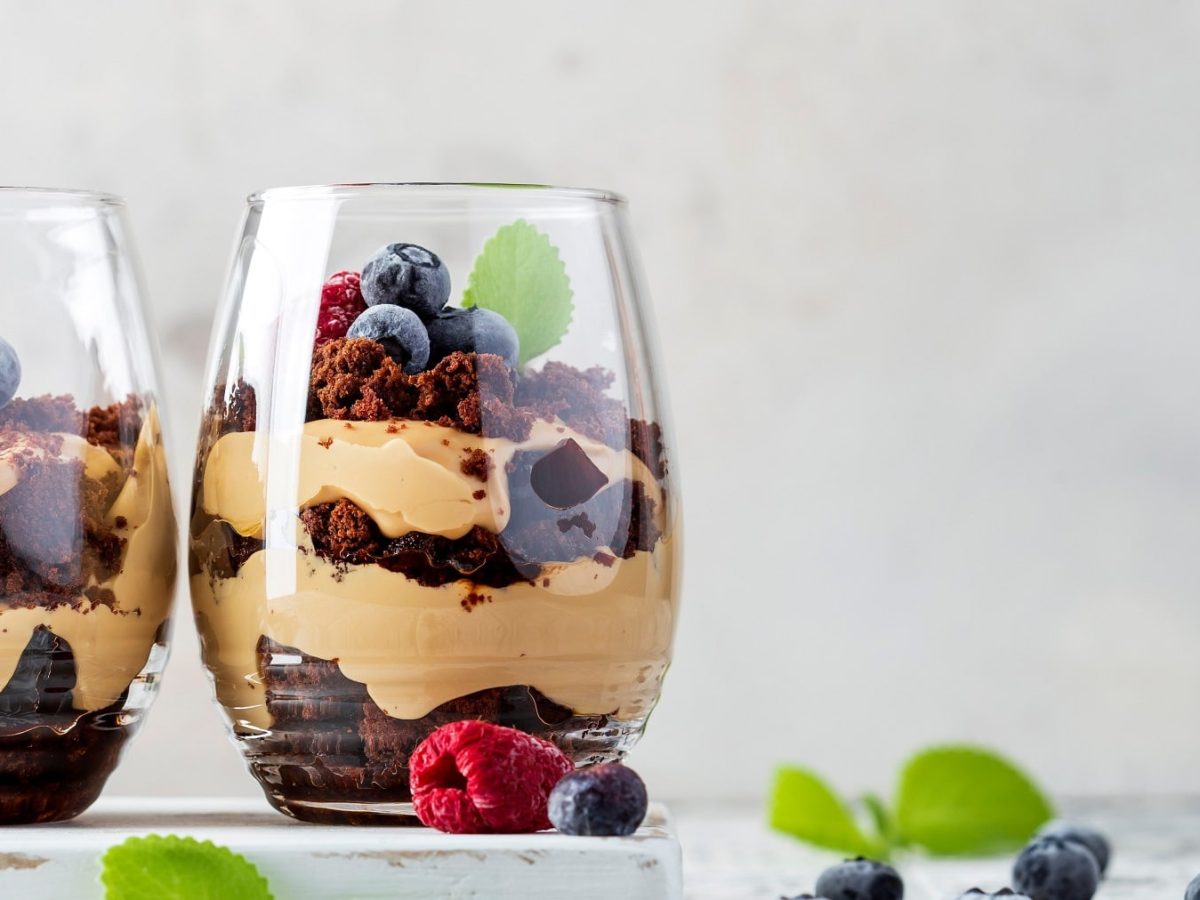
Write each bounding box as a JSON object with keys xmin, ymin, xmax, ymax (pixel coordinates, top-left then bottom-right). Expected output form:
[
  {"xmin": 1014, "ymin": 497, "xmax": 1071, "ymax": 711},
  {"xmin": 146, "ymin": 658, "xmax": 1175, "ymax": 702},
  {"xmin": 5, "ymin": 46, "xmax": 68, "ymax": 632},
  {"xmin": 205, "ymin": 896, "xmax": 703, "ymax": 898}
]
[
  {"xmin": 0, "ymin": 798, "xmax": 681, "ymax": 899},
  {"xmin": 1, "ymin": 797, "xmax": 1195, "ymax": 898},
  {"xmin": 673, "ymin": 798, "xmax": 1200, "ymax": 899}
]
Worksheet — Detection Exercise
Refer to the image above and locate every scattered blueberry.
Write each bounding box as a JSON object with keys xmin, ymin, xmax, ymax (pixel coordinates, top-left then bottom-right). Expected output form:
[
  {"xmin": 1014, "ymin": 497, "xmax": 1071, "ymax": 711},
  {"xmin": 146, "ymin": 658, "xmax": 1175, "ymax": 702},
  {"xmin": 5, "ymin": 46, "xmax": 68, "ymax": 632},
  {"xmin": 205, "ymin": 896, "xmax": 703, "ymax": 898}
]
[
  {"xmin": 815, "ymin": 858, "xmax": 904, "ymax": 900},
  {"xmin": 957, "ymin": 890, "xmax": 1032, "ymax": 900},
  {"xmin": 547, "ymin": 763, "xmax": 648, "ymax": 836},
  {"xmin": 1187, "ymin": 873, "xmax": 1200, "ymax": 900},
  {"xmin": 1012, "ymin": 836, "xmax": 1100, "ymax": 900},
  {"xmin": 1035, "ymin": 823, "xmax": 1110, "ymax": 877},
  {"xmin": 426, "ymin": 306, "xmax": 519, "ymax": 369},
  {"xmin": 346, "ymin": 305, "xmax": 430, "ymax": 374},
  {"xmin": 361, "ymin": 242, "xmax": 451, "ymax": 320},
  {"xmin": 0, "ymin": 337, "xmax": 21, "ymax": 407}
]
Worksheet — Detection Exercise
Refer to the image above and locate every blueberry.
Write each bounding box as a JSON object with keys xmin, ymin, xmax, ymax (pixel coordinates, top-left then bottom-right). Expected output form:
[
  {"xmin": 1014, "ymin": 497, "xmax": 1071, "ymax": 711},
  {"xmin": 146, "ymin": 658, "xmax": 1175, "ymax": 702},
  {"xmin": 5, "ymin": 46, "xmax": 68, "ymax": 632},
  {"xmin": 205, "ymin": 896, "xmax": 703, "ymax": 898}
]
[
  {"xmin": 427, "ymin": 307, "xmax": 519, "ymax": 369},
  {"xmin": 1187, "ymin": 874, "xmax": 1200, "ymax": 900},
  {"xmin": 1012, "ymin": 837, "xmax": 1100, "ymax": 900},
  {"xmin": 346, "ymin": 305, "xmax": 430, "ymax": 374},
  {"xmin": 0, "ymin": 337, "xmax": 21, "ymax": 407},
  {"xmin": 361, "ymin": 242, "xmax": 451, "ymax": 320},
  {"xmin": 814, "ymin": 858, "xmax": 903, "ymax": 900},
  {"xmin": 957, "ymin": 890, "xmax": 1032, "ymax": 900},
  {"xmin": 547, "ymin": 763, "xmax": 648, "ymax": 836},
  {"xmin": 1035, "ymin": 823, "xmax": 1110, "ymax": 877}
]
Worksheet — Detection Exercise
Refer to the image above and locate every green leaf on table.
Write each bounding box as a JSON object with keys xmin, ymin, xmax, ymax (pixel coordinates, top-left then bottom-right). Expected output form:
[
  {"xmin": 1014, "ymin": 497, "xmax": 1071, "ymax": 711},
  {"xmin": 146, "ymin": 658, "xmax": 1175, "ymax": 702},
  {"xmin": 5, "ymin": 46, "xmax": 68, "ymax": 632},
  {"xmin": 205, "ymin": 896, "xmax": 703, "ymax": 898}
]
[
  {"xmin": 893, "ymin": 745, "xmax": 1054, "ymax": 855},
  {"xmin": 101, "ymin": 834, "xmax": 273, "ymax": 900},
  {"xmin": 860, "ymin": 792, "xmax": 901, "ymax": 848},
  {"xmin": 769, "ymin": 765, "xmax": 885, "ymax": 857},
  {"xmin": 462, "ymin": 218, "xmax": 574, "ymax": 366}
]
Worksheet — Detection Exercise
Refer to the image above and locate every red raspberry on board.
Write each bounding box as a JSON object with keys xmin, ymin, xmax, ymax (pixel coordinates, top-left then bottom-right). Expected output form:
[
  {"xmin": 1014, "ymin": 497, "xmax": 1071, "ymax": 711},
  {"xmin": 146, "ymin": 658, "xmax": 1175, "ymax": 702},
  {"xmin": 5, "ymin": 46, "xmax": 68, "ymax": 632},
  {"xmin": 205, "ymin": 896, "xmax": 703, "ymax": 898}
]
[
  {"xmin": 314, "ymin": 271, "xmax": 367, "ymax": 347},
  {"xmin": 409, "ymin": 720, "xmax": 573, "ymax": 834}
]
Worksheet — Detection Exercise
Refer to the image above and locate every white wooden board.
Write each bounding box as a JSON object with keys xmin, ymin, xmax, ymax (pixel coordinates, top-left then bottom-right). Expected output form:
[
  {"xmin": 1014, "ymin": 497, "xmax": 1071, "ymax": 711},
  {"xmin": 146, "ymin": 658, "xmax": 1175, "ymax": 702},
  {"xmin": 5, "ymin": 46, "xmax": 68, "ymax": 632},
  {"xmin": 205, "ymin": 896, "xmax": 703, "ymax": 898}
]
[{"xmin": 0, "ymin": 797, "xmax": 681, "ymax": 899}]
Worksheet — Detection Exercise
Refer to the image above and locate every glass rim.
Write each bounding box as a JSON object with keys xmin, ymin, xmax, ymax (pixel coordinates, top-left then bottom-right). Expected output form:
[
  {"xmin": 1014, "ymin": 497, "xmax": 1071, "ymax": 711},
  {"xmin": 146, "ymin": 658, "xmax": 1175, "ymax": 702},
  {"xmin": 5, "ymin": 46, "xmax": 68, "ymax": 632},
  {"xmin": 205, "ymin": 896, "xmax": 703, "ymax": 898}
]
[
  {"xmin": 0, "ymin": 186, "xmax": 123, "ymax": 207},
  {"xmin": 246, "ymin": 182, "xmax": 627, "ymax": 207}
]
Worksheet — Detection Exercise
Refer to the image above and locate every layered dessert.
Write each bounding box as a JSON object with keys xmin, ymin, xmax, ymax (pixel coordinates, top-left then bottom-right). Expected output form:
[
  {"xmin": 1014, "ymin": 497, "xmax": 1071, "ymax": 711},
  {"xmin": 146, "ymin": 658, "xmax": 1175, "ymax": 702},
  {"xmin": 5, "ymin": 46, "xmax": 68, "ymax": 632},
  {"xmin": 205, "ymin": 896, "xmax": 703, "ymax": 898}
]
[
  {"xmin": 0, "ymin": 368, "xmax": 175, "ymax": 823},
  {"xmin": 191, "ymin": 228, "xmax": 678, "ymax": 822}
]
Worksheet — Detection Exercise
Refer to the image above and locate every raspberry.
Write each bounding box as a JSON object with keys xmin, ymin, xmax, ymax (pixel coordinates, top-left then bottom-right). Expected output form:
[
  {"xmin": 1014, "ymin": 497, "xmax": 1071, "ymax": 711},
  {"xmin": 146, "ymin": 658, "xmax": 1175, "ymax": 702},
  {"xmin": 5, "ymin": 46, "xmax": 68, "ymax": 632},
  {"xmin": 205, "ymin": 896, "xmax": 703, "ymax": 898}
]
[
  {"xmin": 409, "ymin": 720, "xmax": 572, "ymax": 834},
  {"xmin": 315, "ymin": 271, "xmax": 367, "ymax": 347}
]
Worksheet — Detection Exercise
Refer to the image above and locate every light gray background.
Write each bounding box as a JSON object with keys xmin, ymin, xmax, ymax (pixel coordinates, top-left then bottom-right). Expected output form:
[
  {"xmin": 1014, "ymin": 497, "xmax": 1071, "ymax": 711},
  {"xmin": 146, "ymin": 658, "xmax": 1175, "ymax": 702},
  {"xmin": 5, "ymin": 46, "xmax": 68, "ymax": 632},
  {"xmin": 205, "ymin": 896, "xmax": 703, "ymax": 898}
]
[{"xmin": 1, "ymin": 1, "xmax": 1197, "ymax": 803}]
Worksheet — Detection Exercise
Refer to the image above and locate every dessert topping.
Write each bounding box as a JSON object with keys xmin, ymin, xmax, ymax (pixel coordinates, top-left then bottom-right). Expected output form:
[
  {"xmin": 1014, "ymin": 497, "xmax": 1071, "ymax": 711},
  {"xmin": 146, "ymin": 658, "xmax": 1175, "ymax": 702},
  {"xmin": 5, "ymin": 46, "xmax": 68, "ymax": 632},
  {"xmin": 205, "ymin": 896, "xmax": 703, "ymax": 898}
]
[
  {"xmin": 346, "ymin": 304, "xmax": 431, "ymax": 374},
  {"xmin": 361, "ymin": 242, "xmax": 451, "ymax": 321},
  {"xmin": 462, "ymin": 219, "xmax": 573, "ymax": 366},
  {"xmin": 314, "ymin": 270, "xmax": 367, "ymax": 348},
  {"xmin": 427, "ymin": 306, "xmax": 519, "ymax": 370}
]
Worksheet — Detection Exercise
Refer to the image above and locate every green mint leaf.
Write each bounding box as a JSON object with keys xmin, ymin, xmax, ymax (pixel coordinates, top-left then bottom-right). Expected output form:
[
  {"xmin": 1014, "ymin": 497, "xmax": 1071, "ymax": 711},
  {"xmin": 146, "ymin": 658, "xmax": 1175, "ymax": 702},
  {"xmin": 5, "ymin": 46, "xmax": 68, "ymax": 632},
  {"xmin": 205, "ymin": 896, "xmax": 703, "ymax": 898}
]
[
  {"xmin": 860, "ymin": 792, "xmax": 901, "ymax": 848},
  {"xmin": 894, "ymin": 745, "xmax": 1054, "ymax": 855},
  {"xmin": 101, "ymin": 834, "xmax": 273, "ymax": 900},
  {"xmin": 462, "ymin": 219, "xmax": 574, "ymax": 366},
  {"xmin": 769, "ymin": 765, "xmax": 886, "ymax": 857}
]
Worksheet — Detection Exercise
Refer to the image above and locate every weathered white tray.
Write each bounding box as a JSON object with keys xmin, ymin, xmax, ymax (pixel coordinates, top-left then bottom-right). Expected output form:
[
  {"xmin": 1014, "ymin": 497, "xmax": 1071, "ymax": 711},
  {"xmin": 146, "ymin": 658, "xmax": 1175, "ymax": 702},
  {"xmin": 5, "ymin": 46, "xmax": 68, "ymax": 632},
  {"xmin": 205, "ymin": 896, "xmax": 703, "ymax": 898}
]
[{"xmin": 0, "ymin": 797, "xmax": 682, "ymax": 899}]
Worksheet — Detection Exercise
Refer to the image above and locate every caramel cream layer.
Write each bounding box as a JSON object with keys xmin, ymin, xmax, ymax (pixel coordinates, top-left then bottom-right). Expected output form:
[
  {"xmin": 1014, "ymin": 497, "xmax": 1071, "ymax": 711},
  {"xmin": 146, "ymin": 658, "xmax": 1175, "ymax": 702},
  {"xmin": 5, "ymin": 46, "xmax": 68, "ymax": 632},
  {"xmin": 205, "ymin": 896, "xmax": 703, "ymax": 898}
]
[
  {"xmin": 191, "ymin": 533, "xmax": 678, "ymax": 727},
  {"xmin": 201, "ymin": 418, "xmax": 661, "ymax": 542},
  {"xmin": 0, "ymin": 410, "xmax": 177, "ymax": 712}
]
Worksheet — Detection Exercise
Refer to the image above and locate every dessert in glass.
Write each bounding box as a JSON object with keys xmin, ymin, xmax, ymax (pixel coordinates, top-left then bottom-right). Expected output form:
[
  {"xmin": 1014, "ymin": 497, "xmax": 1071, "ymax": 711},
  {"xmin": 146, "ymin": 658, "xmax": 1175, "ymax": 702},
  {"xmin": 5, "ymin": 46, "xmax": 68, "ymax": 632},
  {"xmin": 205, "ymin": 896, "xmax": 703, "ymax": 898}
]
[
  {"xmin": 0, "ymin": 188, "xmax": 176, "ymax": 823},
  {"xmin": 190, "ymin": 184, "xmax": 679, "ymax": 824}
]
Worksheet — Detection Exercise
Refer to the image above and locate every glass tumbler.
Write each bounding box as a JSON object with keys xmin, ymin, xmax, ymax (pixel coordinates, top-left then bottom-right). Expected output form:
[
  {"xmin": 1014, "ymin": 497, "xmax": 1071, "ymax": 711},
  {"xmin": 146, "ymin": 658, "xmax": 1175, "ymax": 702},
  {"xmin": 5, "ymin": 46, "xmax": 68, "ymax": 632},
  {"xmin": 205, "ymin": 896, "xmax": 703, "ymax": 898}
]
[
  {"xmin": 191, "ymin": 184, "xmax": 680, "ymax": 824},
  {"xmin": 0, "ymin": 188, "xmax": 176, "ymax": 824}
]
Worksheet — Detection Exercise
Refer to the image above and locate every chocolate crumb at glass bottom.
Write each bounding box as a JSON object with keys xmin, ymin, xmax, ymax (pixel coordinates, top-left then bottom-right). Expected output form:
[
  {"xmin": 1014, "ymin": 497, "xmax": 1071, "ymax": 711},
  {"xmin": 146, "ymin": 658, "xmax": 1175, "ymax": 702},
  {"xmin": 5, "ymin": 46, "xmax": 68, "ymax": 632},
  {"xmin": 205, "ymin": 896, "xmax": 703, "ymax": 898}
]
[
  {"xmin": 0, "ymin": 628, "xmax": 132, "ymax": 824},
  {"xmin": 243, "ymin": 640, "xmax": 630, "ymax": 824}
]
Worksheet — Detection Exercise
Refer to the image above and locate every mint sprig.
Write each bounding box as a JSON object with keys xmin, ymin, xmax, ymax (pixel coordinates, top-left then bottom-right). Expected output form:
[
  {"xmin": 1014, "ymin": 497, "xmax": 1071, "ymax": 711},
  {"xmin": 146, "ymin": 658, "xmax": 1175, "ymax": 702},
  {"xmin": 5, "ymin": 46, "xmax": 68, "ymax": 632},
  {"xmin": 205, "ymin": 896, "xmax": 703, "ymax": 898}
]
[
  {"xmin": 894, "ymin": 745, "xmax": 1054, "ymax": 855},
  {"xmin": 101, "ymin": 834, "xmax": 273, "ymax": 900},
  {"xmin": 769, "ymin": 745, "xmax": 1053, "ymax": 858},
  {"xmin": 769, "ymin": 766, "xmax": 887, "ymax": 857},
  {"xmin": 462, "ymin": 219, "xmax": 574, "ymax": 367}
]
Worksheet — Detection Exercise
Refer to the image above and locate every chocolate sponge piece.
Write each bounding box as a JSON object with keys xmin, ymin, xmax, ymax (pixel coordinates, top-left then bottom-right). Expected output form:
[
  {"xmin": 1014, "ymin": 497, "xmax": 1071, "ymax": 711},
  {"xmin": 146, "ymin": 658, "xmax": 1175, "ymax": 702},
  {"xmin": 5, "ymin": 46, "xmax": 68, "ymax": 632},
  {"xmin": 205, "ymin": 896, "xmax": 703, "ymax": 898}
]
[
  {"xmin": 0, "ymin": 627, "xmax": 132, "ymax": 824},
  {"xmin": 246, "ymin": 637, "xmax": 614, "ymax": 821}
]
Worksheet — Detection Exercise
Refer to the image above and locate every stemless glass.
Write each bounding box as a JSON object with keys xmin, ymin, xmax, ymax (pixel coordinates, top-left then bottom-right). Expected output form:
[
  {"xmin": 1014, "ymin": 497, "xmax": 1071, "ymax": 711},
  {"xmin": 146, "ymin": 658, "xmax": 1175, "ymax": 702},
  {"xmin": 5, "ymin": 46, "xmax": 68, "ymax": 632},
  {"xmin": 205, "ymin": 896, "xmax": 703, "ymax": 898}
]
[
  {"xmin": 191, "ymin": 183, "xmax": 680, "ymax": 824},
  {"xmin": 0, "ymin": 188, "xmax": 176, "ymax": 824}
]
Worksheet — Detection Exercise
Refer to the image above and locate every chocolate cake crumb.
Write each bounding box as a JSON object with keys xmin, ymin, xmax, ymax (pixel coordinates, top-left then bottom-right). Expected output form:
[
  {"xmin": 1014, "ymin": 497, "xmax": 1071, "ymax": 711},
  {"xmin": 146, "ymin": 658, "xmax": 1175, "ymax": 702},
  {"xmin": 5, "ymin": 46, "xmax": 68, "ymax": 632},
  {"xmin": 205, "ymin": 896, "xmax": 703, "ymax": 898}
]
[
  {"xmin": 214, "ymin": 340, "xmax": 669, "ymax": 487},
  {"xmin": 301, "ymin": 501, "xmax": 534, "ymax": 588},
  {"xmin": 210, "ymin": 379, "xmax": 257, "ymax": 434},
  {"xmin": 516, "ymin": 361, "xmax": 627, "ymax": 448},
  {"xmin": 86, "ymin": 397, "xmax": 142, "ymax": 454},
  {"xmin": 0, "ymin": 395, "xmax": 136, "ymax": 612},
  {"xmin": 472, "ymin": 489, "xmax": 486, "ymax": 501},
  {"xmin": 411, "ymin": 351, "xmax": 533, "ymax": 440},
  {"xmin": 252, "ymin": 637, "xmax": 613, "ymax": 811},
  {"xmin": 629, "ymin": 418, "xmax": 668, "ymax": 479},
  {"xmin": 307, "ymin": 338, "xmax": 417, "ymax": 422},
  {"xmin": 460, "ymin": 448, "xmax": 491, "ymax": 481},
  {"xmin": 461, "ymin": 591, "xmax": 492, "ymax": 611},
  {"xmin": 299, "ymin": 500, "xmax": 374, "ymax": 560},
  {"xmin": 0, "ymin": 396, "xmax": 83, "ymax": 434},
  {"xmin": 317, "ymin": 437, "xmax": 333, "ymax": 449}
]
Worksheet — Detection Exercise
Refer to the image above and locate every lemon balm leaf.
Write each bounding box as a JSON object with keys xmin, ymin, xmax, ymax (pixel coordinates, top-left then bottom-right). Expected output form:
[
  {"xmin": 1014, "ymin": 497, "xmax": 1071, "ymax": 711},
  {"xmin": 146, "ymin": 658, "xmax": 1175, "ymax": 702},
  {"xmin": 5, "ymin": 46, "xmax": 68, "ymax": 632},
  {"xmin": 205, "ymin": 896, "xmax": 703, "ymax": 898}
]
[
  {"xmin": 894, "ymin": 745, "xmax": 1054, "ymax": 855},
  {"xmin": 768, "ymin": 765, "xmax": 886, "ymax": 857},
  {"xmin": 101, "ymin": 834, "xmax": 273, "ymax": 900},
  {"xmin": 462, "ymin": 219, "xmax": 573, "ymax": 366}
]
